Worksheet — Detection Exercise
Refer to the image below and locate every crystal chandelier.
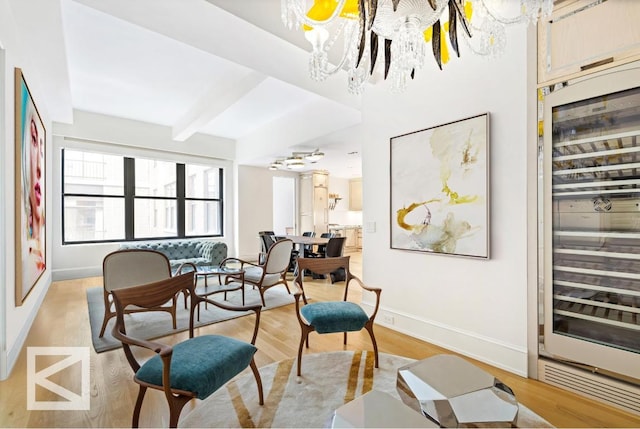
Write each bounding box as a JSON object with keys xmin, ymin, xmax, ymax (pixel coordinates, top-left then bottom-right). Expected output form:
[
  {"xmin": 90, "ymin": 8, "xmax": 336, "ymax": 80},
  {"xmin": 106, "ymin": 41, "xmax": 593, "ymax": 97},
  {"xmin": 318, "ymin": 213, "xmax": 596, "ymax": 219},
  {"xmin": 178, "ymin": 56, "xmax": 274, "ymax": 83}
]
[{"xmin": 281, "ymin": 0, "xmax": 553, "ymax": 93}]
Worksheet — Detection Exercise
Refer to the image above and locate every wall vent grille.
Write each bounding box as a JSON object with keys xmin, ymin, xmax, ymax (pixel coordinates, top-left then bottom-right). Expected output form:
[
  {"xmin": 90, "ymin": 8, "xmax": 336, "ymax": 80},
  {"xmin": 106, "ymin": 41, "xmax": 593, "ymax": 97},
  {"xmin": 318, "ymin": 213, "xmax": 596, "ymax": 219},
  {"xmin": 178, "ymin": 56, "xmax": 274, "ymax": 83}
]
[{"xmin": 538, "ymin": 359, "xmax": 640, "ymax": 416}]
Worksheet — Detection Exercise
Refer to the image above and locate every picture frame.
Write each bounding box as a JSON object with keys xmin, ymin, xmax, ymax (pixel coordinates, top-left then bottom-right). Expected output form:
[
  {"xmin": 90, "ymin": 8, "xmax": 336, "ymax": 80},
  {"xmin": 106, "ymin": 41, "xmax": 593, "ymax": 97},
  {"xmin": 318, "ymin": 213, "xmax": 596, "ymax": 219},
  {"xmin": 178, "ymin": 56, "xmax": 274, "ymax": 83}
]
[
  {"xmin": 390, "ymin": 113, "xmax": 489, "ymax": 259},
  {"xmin": 15, "ymin": 68, "xmax": 46, "ymax": 306}
]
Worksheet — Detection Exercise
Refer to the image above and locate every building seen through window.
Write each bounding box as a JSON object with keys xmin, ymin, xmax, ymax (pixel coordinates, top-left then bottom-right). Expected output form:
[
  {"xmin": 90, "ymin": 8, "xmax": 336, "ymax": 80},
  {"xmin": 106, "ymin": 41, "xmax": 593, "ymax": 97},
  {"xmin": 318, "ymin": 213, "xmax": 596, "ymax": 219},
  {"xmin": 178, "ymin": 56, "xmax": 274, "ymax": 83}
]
[{"xmin": 62, "ymin": 149, "xmax": 223, "ymax": 244}]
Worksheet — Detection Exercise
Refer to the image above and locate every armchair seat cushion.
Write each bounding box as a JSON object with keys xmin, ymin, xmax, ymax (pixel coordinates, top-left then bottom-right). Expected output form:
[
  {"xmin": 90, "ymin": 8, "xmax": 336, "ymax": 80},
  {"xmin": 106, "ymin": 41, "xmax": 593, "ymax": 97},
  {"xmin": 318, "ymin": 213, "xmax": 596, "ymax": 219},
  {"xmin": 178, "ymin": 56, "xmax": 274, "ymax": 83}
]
[
  {"xmin": 135, "ymin": 335, "xmax": 257, "ymax": 400},
  {"xmin": 300, "ymin": 301, "xmax": 369, "ymax": 334},
  {"xmin": 243, "ymin": 266, "xmax": 282, "ymax": 287}
]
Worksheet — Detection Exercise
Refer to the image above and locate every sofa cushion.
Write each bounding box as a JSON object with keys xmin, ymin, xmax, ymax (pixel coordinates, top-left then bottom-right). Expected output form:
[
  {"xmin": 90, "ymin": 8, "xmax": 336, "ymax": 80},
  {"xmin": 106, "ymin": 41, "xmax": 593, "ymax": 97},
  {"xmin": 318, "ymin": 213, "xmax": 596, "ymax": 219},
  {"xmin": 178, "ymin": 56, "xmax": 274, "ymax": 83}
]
[{"xmin": 119, "ymin": 240, "xmax": 227, "ymax": 268}]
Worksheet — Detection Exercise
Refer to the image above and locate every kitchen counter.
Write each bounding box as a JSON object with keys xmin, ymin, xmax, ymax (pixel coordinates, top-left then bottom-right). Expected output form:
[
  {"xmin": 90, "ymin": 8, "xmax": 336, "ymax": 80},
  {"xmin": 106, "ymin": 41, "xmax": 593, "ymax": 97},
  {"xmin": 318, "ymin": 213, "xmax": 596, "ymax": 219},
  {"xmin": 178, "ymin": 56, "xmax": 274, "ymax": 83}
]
[{"xmin": 328, "ymin": 225, "xmax": 362, "ymax": 250}]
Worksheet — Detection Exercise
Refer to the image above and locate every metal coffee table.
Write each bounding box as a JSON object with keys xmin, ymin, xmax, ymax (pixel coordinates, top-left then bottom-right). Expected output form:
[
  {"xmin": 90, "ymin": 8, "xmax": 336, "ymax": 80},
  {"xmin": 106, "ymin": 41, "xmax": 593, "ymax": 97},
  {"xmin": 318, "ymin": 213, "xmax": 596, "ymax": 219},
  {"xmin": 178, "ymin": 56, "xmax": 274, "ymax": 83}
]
[{"xmin": 397, "ymin": 354, "xmax": 518, "ymax": 427}]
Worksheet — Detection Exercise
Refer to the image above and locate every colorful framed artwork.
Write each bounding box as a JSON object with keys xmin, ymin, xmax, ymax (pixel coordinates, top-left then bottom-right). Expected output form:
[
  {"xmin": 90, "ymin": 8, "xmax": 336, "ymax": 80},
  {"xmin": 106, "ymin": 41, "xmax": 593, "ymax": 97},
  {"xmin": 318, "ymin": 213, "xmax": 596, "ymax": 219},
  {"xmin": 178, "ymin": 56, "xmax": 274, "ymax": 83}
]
[
  {"xmin": 15, "ymin": 68, "xmax": 46, "ymax": 305},
  {"xmin": 390, "ymin": 113, "xmax": 490, "ymax": 259}
]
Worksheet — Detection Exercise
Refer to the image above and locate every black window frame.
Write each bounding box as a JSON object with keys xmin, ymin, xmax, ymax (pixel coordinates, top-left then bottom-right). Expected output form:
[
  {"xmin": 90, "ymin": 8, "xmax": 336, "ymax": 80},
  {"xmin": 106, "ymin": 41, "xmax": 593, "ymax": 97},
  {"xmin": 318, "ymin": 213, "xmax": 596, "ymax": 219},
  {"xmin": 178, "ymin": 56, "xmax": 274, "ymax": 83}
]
[{"xmin": 61, "ymin": 148, "xmax": 224, "ymax": 244}]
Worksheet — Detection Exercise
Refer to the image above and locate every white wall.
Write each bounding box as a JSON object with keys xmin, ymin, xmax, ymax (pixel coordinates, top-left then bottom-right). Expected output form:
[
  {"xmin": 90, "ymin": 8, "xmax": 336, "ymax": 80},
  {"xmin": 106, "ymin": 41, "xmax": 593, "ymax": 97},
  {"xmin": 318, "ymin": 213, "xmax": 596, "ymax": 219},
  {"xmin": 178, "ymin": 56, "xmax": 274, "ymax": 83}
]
[
  {"xmin": 0, "ymin": 0, "xmax": 55, "ymax": 380},
  {"xmin": 51, "ymin": 111, "xmax": 236, "ymax": 280},
  {"xmin": 236, "ymin": 166, "xmax": 299, "ymax": 261},
  {"xmin": 328, "ymin": 176, "xmax": 362, "ymax": 226},
  {"xmin": 361, "ymin": 25, "xmax": 534, "ymax": 376}
]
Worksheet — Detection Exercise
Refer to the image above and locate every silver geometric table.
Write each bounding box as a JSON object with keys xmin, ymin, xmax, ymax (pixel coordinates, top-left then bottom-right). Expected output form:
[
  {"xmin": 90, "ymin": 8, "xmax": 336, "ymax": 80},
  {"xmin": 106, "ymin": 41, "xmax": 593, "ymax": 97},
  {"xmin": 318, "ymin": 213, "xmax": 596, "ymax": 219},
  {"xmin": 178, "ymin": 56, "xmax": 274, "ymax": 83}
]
[
  {"xmin": 331, "ymin": 390, "xmax": 438, "ymax": 428},
  {"xmin": 397, "ymin": 354, "xmax": 519, "ymax": 427}
]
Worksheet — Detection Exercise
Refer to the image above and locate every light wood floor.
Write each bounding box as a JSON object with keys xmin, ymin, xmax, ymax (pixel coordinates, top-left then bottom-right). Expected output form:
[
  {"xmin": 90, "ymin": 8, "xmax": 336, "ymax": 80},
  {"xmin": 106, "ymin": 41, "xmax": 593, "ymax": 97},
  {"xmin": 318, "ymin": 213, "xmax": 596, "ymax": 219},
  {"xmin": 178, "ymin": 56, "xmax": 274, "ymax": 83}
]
[{"xmin": 1, "ymin": 252, "xmax": 639, "ymax": 428}]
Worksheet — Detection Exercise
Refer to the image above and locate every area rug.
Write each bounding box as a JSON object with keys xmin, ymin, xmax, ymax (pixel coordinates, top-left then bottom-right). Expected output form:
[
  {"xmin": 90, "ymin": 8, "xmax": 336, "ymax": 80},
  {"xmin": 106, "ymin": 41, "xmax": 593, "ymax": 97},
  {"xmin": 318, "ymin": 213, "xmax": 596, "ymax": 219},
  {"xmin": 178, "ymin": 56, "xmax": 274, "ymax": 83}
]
[
  {"xmin": 181, "ymin": 351, "xmax": 554, "ymax": 428},
  {"xmin": 87, "ymin": 285, "xmax": 295, "ymax": 353}
]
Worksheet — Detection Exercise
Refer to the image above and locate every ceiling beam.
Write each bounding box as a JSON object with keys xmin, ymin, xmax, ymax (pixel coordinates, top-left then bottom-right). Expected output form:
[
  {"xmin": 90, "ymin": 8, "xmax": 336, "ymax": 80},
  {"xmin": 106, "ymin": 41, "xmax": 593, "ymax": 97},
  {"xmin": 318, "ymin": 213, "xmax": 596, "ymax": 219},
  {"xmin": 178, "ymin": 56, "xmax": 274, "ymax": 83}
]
[
  {"xmin": 172, "ymin": 71, "xmax": 266, "ymax": 142},
  {"xmin": 72, "ymin": 0, "xmax": 362, "ymax": 111}
]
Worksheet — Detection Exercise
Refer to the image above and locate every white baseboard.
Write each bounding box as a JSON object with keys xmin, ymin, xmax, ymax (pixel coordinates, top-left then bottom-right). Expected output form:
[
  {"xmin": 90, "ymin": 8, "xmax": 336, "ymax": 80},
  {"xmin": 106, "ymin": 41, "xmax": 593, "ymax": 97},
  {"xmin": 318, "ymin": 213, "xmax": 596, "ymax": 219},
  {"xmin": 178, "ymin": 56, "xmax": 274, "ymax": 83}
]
[
  {"xmin": 362, "ymin": 303, "xmax": 528, "ymax": 377},
  {"xmin": 52, "ymin": 266, "xmax": 102, "ymax": 281},
  {"xmin": 3, "ymin": 276, "xmax": 50, "ymax": 380}
]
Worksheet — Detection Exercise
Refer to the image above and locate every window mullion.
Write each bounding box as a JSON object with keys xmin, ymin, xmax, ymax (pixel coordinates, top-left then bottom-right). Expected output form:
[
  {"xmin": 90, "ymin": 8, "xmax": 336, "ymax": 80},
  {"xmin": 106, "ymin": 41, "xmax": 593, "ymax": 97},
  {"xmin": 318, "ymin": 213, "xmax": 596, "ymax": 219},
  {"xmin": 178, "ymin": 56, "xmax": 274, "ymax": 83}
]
[
  {"xmin": 124, "ymin": 157, "xmax": 135, "ymax": 240},
  {"xmin": 177, "ymin": 163, "xmax": 185, "ymax": 237}
]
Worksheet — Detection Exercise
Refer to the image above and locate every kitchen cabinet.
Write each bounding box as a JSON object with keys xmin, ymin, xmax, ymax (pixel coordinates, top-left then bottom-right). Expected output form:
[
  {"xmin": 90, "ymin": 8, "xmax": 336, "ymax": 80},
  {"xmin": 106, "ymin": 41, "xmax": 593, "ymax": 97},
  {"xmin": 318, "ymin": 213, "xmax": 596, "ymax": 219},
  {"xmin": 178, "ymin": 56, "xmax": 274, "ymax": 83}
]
[
  {"xmin": 329, "ymin": 225, "xmax": 362, "ymax": 252},
  {"xmin": 349, "ymin": 178, "xmax": 362, "ymax": 211},
  {"xmin": 537, "ymin": 0, "xmax": 640, "ymax": 86},
  {"xmin": 300, "ymin": 171, "xmax": 329, "ymax": 236}
]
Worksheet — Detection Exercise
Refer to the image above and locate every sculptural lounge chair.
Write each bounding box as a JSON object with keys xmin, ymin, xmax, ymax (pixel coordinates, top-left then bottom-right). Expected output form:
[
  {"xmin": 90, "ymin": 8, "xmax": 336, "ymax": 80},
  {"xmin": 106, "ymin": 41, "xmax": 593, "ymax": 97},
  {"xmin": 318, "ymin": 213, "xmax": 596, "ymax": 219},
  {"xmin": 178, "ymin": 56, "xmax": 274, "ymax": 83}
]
[
  {"xmin": 293, "ymin": 256, "xmax": 381, "ymax": 376},
  {"xmin": 99, "ymin": 249, "xmax": 177, "ymax": 338},
  {"xmin": 221, "ymin": 238, "xmax": 294, "ymax": 307},
  {"xmin": 111, "ymin": 272, "xmax": 264, "ymax": 427}
]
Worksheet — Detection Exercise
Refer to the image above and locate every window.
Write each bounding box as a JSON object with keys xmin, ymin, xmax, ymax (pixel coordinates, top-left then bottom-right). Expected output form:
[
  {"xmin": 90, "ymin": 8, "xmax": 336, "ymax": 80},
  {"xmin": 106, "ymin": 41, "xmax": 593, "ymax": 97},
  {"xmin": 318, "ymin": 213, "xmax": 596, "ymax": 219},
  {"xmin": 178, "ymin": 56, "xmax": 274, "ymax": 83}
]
[{"xmin": 62, "ymin": 149, "xmax": 224, "ymax": 244}]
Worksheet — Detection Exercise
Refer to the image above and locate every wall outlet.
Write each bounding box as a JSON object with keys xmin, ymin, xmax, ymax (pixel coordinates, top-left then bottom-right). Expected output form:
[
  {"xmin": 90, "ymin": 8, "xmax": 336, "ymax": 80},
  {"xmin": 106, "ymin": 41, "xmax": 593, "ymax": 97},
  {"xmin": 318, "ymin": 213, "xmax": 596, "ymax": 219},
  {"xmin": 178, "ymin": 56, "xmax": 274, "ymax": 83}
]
[{"xmin": 381, "ymin": 313, "xmax": 394, "ymax": 325}]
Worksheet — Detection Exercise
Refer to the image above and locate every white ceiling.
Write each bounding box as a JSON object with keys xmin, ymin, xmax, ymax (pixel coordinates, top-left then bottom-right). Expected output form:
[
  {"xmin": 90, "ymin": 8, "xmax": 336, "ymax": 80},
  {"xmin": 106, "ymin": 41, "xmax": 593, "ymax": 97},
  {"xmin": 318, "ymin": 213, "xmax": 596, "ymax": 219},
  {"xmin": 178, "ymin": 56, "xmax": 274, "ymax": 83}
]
[{"xmin": 12, "ymin": 0, "xmax": 364, "ymax": 178}]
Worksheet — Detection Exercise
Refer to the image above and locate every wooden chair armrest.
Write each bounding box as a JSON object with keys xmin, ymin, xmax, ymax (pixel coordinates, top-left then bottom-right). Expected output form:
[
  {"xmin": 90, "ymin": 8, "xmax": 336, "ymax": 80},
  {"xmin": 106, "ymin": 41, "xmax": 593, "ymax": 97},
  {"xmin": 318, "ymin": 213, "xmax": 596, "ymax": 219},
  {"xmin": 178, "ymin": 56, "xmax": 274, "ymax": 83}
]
[
  {"xmin": 347, "ymin": 275, "xmax": 382, "ymax": 321},
  {"xmin": 221, "ymin": 257, "xmax": 262, "ymax": 269},
  {"xmin": 292, "ymin": 285, "xmax": 308, "ymax": 327},
  {"xmin": 195, "ymin": 297, "xmax": 262, "ymax": 344},
  {"xmin": 112, "ymin": 328, "xmax": 172, "ymax": 356},
  {"xmin": 175, "ymin": 262, "xmax": 197, "ymax": 275}
]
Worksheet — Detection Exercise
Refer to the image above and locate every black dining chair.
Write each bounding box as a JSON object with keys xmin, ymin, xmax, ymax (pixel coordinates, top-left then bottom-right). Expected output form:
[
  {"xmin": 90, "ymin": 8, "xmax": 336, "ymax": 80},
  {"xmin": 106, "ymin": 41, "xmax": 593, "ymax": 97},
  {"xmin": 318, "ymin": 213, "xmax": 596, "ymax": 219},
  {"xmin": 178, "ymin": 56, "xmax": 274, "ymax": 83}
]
[{"xmin": 302, "ymin": 231, "xmax": 315, "ymax": 257}]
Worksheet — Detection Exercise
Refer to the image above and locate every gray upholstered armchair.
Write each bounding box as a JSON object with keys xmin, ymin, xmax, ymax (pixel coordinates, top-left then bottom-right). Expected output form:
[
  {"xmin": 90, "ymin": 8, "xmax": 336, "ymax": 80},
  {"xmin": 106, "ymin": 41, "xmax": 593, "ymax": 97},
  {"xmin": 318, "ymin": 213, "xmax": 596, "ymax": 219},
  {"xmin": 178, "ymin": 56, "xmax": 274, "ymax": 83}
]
[{"xmin": 221, "ymin": 239, "xmax": 293, "ymax": 306}]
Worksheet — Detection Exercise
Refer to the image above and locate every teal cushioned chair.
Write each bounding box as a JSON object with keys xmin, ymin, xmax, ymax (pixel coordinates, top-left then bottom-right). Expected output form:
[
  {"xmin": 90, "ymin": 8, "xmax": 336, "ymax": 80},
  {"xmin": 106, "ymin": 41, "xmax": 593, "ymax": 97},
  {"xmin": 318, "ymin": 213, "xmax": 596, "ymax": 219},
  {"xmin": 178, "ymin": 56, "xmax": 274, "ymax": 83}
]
[
  {"xmin": 293, "ymin": 256, "xmax": 381, "ymax": 376},
  {"xmin": 111, "ymin": 271, "xmax": 264, "ymax": 428}
]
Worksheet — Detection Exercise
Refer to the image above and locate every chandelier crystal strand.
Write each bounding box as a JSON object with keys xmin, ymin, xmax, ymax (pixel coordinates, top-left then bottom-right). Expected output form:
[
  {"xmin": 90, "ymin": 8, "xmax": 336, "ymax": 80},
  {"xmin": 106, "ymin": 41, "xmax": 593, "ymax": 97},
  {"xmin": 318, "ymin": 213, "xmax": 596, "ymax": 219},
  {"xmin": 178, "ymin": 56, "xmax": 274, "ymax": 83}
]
[{"xmin": 282, "ymin": 0, "xmax": 552, "ymax": 92}]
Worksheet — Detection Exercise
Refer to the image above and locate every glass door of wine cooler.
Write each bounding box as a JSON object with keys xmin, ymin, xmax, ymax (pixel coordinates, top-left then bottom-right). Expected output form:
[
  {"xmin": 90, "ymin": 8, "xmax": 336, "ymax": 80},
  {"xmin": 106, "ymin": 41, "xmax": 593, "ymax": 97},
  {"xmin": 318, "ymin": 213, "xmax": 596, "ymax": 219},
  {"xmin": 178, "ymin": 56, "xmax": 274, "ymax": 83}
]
[{"xmin": 542, "ymin": 65, "xmax": 640, "ymax": 381}]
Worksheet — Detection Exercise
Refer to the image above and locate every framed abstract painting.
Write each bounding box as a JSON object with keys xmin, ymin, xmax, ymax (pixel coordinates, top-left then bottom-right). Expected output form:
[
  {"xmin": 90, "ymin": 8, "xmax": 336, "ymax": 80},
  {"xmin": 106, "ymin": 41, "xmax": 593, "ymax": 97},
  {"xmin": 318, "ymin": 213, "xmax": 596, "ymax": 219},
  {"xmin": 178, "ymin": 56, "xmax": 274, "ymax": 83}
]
[
  {"xmin": 390, "ymin": 113, "xmax": 490, "ymax": 259},
  {"xmin": 15, "ymin": 68, "xmax": 46, "ymax": 305}
]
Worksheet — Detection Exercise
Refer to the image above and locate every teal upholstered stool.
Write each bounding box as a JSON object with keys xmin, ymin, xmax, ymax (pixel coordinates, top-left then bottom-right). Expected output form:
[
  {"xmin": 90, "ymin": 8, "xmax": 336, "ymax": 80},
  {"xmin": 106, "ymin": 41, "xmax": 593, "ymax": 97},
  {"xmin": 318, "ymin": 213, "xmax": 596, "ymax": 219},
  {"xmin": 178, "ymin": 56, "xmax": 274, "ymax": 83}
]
[
  {"xmin": 110, "ymin": 267, "xmax": 264, "ymax": 428},
  {"xmin": 293, "ymin": 256, "xmax": 382, "ymax": 376}
]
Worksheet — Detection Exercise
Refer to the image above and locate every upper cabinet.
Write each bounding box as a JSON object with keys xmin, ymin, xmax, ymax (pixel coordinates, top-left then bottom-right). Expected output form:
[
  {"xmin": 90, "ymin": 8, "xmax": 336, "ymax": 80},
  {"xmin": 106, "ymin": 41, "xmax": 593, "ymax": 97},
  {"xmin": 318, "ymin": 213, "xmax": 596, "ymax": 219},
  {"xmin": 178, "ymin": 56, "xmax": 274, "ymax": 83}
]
[
  {"xmin": 313, "ymin": 171, "xmax": 328, "ymax": 188},
  {"xmin": 537, "ymin": 0, "xmax": 640, "ymax": 86},
  {"xmin": 349, "ymin": 178, "xmax": 362, "ymax": 211}
]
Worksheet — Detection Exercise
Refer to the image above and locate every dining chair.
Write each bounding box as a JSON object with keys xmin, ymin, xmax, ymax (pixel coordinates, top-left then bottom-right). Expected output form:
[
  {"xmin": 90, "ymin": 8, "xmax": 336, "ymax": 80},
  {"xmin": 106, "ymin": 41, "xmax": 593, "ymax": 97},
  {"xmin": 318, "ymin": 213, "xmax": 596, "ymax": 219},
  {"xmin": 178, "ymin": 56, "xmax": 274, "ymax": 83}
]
[
  {"xmin": 307, "ymin": 236, "xmax": 346, "ymax": 280},
  {"xmin": 292, "ymin": 256, "xmax": 381, "ymax": 376},
  {"xmin": 301, "ymin": 231, "xmax": 315, "ymax": 257},
  {"xmin": 221, "ymin": 239, "xmax": 294, "ymax": 306},
  {"xmin": 111, "ymin": 271, "xmax": 264, "ymax": 427},
  {"xmin": 308, "ymin": 232, "xmax": 334, "ymax": 258},
  {"xmin": 99, "ymin": 249, "xmax": 177, "ymax": 338},
  {"xmin": 258, "ymin": 232, "xmax": 277, "ymax": 264}
]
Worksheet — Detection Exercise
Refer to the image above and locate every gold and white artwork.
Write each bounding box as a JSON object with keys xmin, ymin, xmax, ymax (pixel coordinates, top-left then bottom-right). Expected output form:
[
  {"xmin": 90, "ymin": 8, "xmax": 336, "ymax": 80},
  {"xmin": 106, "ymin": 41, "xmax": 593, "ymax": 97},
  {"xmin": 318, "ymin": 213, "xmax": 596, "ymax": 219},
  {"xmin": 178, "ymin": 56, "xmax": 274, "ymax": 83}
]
[{"xmin": 391, "ymin": 114, "xmax": 489, "ymax": 258}]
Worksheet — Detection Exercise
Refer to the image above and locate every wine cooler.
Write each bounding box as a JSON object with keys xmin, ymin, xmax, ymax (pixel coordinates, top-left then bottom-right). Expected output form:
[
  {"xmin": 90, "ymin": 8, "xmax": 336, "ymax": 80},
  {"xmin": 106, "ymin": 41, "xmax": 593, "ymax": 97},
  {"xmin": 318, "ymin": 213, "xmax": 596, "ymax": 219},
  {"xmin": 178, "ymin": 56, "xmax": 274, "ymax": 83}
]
[{"xmin": 541, "ymin": 63, "xmax": 640, "ymax": 389}]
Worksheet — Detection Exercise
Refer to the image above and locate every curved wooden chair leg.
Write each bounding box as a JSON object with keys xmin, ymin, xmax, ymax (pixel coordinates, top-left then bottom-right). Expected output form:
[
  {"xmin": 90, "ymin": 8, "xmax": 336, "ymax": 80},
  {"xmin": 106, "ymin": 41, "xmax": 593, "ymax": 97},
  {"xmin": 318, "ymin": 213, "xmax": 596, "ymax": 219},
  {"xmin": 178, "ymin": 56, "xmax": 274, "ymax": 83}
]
[
  {"xmin": 257, "ymin": 286, "xmax": 266, "ymax": 307},
  {"xmin": 283, "ymin": 279, "xmax": 291, "ymax": 294},
  {"xmin": 297, "ymin": 329, "xmax": 308, "ymax": 376},
  {"xmin": 98, "ymin": 314, "xmax": 111, "ymax": 338},
  {"xmin": 250, "ymin": 359, "xmax": 264, "ymax": 405},
  {"xmin": 132, "ymin": 385, "xmax": 147, "ymax": 428},
  {"xmin": 99, "ymin": 292, "xmax": 112, "ymax": 338},
  {"xmin": 365, "ymin": 323, "xmax": 379, "ymax": 368},
  {"xmin": 167, "ymin": 395, "xmax": 192, "ymax": 428},
  {"xmin": 171, "ymin": 297, "xmax": 177, "ymax": 330},
  {"xmin": 343, "ymin": 332, "xmax": 347, "ymax": 345}
]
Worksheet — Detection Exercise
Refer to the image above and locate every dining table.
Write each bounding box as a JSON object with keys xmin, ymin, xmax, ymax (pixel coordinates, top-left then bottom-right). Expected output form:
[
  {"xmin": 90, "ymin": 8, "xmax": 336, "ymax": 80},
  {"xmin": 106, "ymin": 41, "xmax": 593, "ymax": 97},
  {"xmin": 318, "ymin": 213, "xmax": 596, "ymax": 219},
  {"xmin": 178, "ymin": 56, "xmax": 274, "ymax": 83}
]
[{"xmin": 282, "ymin": 235, "xmax": 330, "ymax": 246}]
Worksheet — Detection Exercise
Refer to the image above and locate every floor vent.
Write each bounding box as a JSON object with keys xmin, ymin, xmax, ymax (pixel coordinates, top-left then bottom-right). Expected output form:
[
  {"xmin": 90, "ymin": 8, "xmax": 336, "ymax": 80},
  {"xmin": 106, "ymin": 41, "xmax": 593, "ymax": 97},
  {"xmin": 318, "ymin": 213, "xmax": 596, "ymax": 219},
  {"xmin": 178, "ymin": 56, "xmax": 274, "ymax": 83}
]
[{"xmin": 538, "ymin": 359, "xmax": 640, "ymax": 416}]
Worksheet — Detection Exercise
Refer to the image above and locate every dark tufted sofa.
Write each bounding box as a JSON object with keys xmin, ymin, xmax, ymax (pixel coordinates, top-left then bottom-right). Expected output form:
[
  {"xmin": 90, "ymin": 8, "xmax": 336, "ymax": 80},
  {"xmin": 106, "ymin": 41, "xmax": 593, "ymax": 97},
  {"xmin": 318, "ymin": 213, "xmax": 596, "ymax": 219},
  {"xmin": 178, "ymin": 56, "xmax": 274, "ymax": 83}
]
[{"xmin": 119, "ymin": 239, "xmax": 228, "ymax": 270}]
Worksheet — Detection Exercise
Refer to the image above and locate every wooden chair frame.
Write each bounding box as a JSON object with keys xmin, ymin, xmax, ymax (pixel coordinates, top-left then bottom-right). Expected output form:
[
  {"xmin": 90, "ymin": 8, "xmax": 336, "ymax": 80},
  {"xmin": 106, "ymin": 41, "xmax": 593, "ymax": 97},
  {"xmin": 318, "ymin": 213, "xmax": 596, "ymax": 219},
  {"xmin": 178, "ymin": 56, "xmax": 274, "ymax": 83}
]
[
  {"xmin": 220, "ymin": 239, "xmax": 293, "ymax": 306},
  {"xmin": 111, "ymin": 272, "xmax": 264, "ymax": 428},
  {"xmin": 293, "ymin": 256, "xmax": 381, "ymax": 376}
]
